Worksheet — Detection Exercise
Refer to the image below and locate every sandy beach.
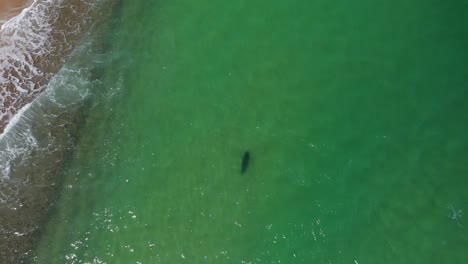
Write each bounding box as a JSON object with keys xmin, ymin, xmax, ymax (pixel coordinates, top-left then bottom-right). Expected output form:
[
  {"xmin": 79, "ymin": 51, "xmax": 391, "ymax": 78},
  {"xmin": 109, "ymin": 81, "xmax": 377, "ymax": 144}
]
[{"xmin": 0, "ymin": 0, "xmax": 31, "ymax": 26}]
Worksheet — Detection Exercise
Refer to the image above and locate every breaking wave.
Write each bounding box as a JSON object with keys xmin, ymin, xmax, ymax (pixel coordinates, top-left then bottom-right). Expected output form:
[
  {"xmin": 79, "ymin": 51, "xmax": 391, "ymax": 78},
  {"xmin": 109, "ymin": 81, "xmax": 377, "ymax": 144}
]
[
  {"xmin": 0, "ymin": 0, "xmax": 97, "ymax": 134},
  {"xmin": 0, "ymin": 0, "xmax": 118, "ymax": 261}
]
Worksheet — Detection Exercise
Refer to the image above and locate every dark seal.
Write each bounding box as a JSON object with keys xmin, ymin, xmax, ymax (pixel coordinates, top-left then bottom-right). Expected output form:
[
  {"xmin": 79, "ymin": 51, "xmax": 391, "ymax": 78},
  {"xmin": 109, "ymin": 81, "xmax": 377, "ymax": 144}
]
[{"xmin": 241, "ymin": 151, "xmax": 250, "ymax": 174}]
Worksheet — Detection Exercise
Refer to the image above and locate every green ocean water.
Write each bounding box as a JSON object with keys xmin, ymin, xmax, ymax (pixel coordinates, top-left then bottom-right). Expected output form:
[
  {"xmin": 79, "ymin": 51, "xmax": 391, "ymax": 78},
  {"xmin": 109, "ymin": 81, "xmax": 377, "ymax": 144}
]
[{"xmin": 34, "ymin": 0, "xmax": 468, "ymax": 263}]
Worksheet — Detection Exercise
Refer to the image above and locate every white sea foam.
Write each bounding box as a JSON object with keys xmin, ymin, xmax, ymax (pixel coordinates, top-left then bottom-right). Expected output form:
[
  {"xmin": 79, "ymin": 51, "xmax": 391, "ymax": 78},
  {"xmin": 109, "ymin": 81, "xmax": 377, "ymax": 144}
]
[
  {"xmin": 0, "ymin": 44, "xmax": 99, "ymax": 210},
  {"xmin": 0, "ymin": 0, "xmax": 113, "ymax": 212},
  {"xmin": 0, "ymin": 64, "xmax": 93, "ymax": 209},
  {"xmin": 0, "ymin": 0, "xmax": 57, "ymax": 176},
  {"xmin": 0, "ymin": 0, "xmax": 99, "ymax": 172},
  {"xmin": 0, "ymin": 0, "xmax": 63, "ymax": 131},
  {"xmin": 0, "ymin": 0, "xmax": 99, "ymax": 135}
]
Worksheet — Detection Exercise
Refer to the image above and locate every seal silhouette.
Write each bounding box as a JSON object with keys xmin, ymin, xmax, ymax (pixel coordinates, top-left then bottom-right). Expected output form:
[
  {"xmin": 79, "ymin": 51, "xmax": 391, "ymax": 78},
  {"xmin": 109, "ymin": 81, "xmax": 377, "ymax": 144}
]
[{"xmin": 241, "ymin": 151, "xmax": 250, "ymax": 174}]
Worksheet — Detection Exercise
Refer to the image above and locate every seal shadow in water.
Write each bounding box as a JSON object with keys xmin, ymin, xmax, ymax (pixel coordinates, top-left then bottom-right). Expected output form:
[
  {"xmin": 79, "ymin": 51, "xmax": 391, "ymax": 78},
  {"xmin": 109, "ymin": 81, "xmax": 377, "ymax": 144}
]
[{"xmin": 241, "ymin": 151, "xmax": 250, "ymax": 174}]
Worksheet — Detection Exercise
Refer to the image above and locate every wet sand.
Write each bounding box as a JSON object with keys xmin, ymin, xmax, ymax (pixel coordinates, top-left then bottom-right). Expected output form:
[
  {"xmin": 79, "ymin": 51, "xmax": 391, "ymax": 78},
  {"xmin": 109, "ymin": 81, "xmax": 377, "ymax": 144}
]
[{"xmin": 0, "ymin": 0, "xmax": 31, "ymax": 26}]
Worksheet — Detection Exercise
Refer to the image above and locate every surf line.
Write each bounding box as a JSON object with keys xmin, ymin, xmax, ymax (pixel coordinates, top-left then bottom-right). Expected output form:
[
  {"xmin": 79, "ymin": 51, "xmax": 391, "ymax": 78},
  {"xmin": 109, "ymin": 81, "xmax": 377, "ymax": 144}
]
[{"xmin": 0, "ymin": 0, "xmax": 101, "ymax": 135}]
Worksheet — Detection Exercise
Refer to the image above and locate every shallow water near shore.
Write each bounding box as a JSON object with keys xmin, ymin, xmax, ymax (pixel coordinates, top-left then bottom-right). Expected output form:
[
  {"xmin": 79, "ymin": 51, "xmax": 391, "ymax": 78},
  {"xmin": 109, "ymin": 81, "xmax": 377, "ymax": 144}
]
[{"xmin": 31, "ymin": 0, "xmax": 468, "ymax": 263}]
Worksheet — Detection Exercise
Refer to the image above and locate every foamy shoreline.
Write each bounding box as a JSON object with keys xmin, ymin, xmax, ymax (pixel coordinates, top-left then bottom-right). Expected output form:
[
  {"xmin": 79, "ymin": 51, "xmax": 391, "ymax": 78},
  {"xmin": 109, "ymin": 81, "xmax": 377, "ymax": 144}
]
[
  {"xmin": 0, "ymin": 0, "xmax": 115, "ymax": 262},
  {"xmin": 0, "ymin": 0, "xmax": 101, "ymax": 135},
  {"xmin": 0, "ymin": 0, "xmax": 32, "ymax": 139}
]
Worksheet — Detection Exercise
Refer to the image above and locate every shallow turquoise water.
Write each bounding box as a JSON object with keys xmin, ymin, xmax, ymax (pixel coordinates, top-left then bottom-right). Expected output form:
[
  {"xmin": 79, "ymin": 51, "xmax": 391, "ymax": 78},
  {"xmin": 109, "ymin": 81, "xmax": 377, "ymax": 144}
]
[{"xmin": 35, "ymin": 0, "xmax": 468, "ymax": 263}]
